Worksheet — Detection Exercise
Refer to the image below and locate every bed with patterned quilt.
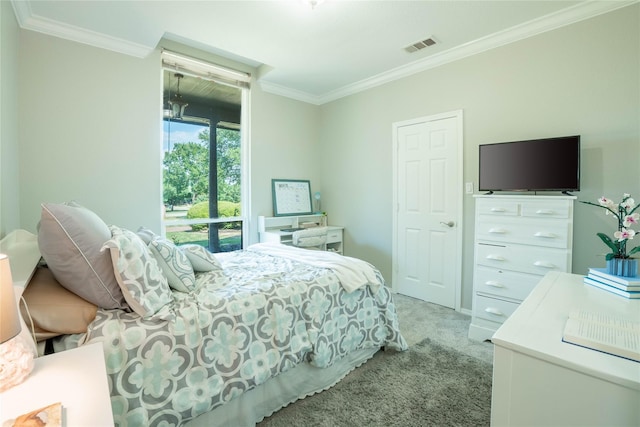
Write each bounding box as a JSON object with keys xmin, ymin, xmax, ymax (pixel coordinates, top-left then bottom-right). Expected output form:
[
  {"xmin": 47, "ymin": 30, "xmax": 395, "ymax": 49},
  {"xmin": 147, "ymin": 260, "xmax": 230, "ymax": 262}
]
[{"xmin": 5, "ymin": 202, "xmax": 407, "ymax": 427}]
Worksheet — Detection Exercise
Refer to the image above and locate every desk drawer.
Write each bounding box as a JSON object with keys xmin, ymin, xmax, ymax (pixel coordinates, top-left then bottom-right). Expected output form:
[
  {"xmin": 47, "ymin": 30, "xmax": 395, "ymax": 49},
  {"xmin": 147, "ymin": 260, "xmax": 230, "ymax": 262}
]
[{"xmin": 326, "ymin": 229, "xmax": 342, "ymax": 244}]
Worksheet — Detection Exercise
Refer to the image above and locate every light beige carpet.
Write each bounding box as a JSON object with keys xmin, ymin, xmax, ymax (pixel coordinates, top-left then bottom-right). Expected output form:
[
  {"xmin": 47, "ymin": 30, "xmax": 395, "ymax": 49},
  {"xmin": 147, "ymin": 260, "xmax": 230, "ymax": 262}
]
[{"xmin": 258, "ymin": 293, "xmax": 495, "ymax": 426}]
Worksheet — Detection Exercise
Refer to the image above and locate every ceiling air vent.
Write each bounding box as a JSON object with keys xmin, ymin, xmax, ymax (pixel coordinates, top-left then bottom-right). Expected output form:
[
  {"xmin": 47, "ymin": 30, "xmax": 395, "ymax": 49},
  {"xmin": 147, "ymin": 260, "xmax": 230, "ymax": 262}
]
[{"xmin": 404, "ymin": 37, "xmax": 436, "ymax": 53}]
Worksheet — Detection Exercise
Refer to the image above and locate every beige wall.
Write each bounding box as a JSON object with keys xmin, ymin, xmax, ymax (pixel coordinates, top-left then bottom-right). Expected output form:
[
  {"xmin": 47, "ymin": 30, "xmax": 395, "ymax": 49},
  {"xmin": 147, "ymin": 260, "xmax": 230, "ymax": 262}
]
[
  {"xmin": 319, "ymin": 5, "xmax": 640, "ymax": 310},
  {"xmin": 0, "ymin": 1, "xmax": 21, "ymax": 237}
]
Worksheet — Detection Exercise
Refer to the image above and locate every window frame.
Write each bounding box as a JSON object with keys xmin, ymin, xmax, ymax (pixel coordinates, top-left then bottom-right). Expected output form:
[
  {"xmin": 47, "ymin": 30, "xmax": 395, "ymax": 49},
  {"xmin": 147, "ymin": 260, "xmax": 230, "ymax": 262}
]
[{"xmin": 161, "ymin": 51, "xmax": 251, "ymax": 252}]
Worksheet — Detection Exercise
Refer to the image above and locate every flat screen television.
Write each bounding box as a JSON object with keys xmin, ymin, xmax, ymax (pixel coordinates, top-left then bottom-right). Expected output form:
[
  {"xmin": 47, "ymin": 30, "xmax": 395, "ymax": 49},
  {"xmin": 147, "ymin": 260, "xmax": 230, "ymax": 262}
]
[{"xmin": 479, "ymin": 135, "xmax": 580, "ymax": 192}]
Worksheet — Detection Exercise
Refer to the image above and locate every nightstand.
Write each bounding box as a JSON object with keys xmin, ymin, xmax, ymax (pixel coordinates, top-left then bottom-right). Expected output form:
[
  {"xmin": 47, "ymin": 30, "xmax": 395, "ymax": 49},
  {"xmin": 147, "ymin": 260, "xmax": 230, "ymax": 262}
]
[{"xmin": 0, "ymin": 342, "xmax": 113, "ymax": 425}]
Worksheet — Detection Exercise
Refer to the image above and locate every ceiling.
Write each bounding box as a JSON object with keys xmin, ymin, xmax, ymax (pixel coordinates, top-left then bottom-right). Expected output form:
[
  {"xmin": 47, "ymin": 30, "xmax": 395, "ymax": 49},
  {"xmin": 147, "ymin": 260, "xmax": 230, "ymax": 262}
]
[{"xmin": 11, "ymin": 0, "xmax": 636, "ymax": 105}]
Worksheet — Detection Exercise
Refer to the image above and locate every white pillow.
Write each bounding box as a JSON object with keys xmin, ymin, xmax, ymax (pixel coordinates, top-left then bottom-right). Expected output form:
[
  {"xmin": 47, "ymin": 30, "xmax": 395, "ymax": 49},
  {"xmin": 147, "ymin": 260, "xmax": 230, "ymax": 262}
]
[
  {"xmin": 179, "ymin": 244, "xmax": 222, "ymax": 272},
  {"xmin": 102, "ymin": 226, "xmax": 172, "ymax": 318},
  {"xmin": 148, "ymin": 237, "xmax": 196, "ymax": 293}
]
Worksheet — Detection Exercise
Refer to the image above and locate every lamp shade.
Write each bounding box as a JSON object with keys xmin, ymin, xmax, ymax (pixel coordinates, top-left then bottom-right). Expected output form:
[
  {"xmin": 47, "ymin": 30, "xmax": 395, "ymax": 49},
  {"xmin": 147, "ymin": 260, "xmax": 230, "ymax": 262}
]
[{"xmin": 0, "ymin": 254, "xmax": 21, "ymax": 344}]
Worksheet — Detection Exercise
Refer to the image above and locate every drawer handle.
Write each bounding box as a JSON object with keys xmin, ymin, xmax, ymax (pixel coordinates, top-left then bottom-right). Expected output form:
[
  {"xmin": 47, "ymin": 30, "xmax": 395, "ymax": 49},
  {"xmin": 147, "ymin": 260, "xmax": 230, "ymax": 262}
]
[
  {"xmin": 486, "ymin": 254, "xmax": 506, "ymax": 261},
  {"xmin": 535, "ymin": 209, "xmax": 556, "ymax": 215},
  {"xmin": 490, "ymin": 207, "xmax": 507, "ymax": 212},
  {"xmin": 488, "ymin": 228, "xmax": 508, "ymax": 234},
  {"xmin": 485, "ymin": 280, "xmax": 504, "ymax": 288},
  {"xmin": 533, "ymin": 261, "xmax": 556, "ymax": 268},
  {"xmin": 534, "ymin": 231, "xmax": 557, "ymax": 238},
  {"xmin": 484, "ymin": 307, "xmax": 505, "ymax": 316}
]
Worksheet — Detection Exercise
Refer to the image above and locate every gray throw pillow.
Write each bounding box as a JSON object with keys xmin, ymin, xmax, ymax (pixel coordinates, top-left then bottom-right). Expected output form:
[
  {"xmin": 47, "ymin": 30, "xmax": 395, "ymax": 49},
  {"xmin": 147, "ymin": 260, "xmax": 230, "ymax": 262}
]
[{"xmin": 37, "ymin": 202, "xmax": 128, "ymax": 309}]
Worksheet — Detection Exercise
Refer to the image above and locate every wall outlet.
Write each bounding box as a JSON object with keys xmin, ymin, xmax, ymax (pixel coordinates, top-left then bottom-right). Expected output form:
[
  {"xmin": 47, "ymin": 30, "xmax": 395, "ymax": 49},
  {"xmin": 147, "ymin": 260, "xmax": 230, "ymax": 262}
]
[{"xmin": 465, "ymin": 182, "xmax": 473, "ymax": 194}]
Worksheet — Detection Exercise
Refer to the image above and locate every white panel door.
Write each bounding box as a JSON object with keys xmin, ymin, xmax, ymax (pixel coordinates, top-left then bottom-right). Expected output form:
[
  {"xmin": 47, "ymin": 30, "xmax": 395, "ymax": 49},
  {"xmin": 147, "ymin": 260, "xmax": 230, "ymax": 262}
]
[{"xmin": 393, "ymin": 111, "xmax": 462, "ymax": 309}]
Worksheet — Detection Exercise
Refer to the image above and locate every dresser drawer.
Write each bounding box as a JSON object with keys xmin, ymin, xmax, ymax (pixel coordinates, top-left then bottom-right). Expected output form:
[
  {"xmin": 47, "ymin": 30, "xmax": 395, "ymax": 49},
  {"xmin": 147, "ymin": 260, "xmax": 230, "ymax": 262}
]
[
  {"xmin": 473, "ymin": 295, "xmax": 519, "ymax": 324},
  {"xmin": 521, "ymin": 200, "xmax": 572, "ymax": 219},
  {"xmin": 476, "ymin": 199, "xmax": 519, "ymax": 216},
  {"xmin": 474, "ymin": 265, "xmax": 541, "ymax": 301},
  {"xmin": 476, "ymin": 243, "xmax": 570, "ymax": 275},
  {"xmin": 476, "ymin": 217, "xmax": 571, "ymax": 248}
]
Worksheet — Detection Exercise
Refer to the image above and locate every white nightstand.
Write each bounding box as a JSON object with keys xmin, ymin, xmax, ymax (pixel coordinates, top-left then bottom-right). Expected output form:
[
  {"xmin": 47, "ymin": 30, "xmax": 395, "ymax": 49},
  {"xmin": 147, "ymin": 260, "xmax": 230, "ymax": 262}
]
[{"xmin": 0, "ymin": 342, "xmax": 113, "ymax": 425}]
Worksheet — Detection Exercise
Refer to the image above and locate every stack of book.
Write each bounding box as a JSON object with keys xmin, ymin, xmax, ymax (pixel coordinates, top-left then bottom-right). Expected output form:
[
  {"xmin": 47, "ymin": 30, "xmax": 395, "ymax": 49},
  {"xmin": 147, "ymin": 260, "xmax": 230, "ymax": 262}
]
[{"xmin": 584, "ymin": 268, "xmax": 640, "ymax": 299}]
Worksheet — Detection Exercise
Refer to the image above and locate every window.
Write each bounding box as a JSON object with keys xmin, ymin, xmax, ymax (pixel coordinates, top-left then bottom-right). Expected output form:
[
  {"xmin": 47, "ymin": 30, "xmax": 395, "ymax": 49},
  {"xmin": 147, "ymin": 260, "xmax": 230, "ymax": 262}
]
[{"xmin": 161, "ymin": 51, "xmax": 250, "ymax": 252}]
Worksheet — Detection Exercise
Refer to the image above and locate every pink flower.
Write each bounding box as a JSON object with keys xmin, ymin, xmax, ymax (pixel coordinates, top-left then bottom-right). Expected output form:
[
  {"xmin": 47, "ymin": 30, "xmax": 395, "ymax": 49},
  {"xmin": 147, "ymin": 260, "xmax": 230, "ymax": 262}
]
[
  {"xmin": 614, "ymin": 228, "xmax": 636, "ymax": 242},
  {"xmin": 598, "ymin": 197, "xmax": 614, "ymax": 207},
  {"xmin": 621, "ymin": 197, "xmax": 636, "ymax": 211},
  {"xmin": 624, "ymin": 213, "xmax": 640, "ymax": 228}
]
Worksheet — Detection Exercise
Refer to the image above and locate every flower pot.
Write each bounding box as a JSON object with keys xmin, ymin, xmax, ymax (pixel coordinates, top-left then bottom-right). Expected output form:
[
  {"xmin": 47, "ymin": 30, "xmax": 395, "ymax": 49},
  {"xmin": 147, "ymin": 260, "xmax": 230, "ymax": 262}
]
[{"xmin": 606, "ymin": 258, "xmax": 638, "ymax": 277}]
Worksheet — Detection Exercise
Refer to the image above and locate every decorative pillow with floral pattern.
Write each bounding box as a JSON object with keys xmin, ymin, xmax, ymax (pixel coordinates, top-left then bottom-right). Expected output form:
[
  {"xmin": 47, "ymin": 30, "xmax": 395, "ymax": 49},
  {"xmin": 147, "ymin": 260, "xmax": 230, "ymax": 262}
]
[
  {"xmin": 148, "ymin": 237, "xmax": 196, "ymax": 293},
  {"xmin": 179, "ymin": 244, "xmax": 223, "ymax": 272},
  {"xmin": 102, "ymin": 226, "xmax": 173, "ymax": 319}
]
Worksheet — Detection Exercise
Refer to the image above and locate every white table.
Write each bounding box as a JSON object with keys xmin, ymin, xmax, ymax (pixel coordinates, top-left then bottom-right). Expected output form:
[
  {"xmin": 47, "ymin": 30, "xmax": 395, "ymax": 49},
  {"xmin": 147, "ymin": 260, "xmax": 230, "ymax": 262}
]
[
  {"xmin": 0, "ymin": 342, "xmax": 113, "ymax": 426},
  {"xmin": 491, "ymin": 271, "xmax": 640, "ymax": 426}
]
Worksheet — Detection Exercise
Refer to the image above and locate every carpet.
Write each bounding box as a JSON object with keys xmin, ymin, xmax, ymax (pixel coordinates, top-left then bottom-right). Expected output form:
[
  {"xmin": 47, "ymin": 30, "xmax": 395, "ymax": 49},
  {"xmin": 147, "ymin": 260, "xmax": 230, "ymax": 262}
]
[{"xmin": 258, "ymin": 338, "xmax": 493, "ymax": 426}]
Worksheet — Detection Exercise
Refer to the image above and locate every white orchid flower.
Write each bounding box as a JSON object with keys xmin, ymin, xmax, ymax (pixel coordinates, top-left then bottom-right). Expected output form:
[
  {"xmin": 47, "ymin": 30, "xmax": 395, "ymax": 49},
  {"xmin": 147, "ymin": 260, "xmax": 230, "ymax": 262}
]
[
  {"xmin": 623, "ymin": 213, "xmax": 640, "ymax": 228},
  {"xmin": 614, "ymin": 228, "xmax": 635, "ymax": 242}
]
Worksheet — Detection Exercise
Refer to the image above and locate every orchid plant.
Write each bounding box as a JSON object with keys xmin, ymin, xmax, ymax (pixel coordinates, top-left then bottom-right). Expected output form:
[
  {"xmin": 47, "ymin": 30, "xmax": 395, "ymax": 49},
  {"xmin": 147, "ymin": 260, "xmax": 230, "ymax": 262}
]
[{"xmin": 581, "ymin": 193, "xmax": 640, "ymax": 260}]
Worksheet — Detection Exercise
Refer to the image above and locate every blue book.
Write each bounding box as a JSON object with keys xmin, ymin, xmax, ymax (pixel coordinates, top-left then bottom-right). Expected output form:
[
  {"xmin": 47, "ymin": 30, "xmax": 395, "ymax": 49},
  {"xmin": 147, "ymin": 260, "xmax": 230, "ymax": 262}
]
[
  {"xmin": 588, "ymin": 268, "xmax": 640, "ymax": 290},
  {"xmin": 584, "ymin": 276, "xmax": 640, "ymax": 299}
]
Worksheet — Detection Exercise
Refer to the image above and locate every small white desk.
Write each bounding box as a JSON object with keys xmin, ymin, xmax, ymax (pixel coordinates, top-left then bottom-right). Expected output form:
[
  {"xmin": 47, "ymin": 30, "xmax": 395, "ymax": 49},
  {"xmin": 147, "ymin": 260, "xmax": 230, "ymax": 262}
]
[
  {"xmin": 258, "ymin": 215, "xmax": 344, "ymax": 254},
  {"xmin": 0, "ymin": 343, "xmax": 114, "ymax": 426},
  {"xmin": 491, "ymin": 271, "xmax": 640, "ymax": 426}
]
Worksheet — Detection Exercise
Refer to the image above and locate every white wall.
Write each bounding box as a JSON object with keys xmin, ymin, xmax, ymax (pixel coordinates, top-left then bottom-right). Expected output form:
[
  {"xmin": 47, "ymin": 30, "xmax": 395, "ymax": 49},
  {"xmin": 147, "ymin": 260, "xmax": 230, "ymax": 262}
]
[
  {"xmin": 249, "ymin": 87, "xmax": 321, "ymax": 240},
  {"xmin": 14, "ymin": 30, "xmax": 322, "ymax": 247},
  {"xmin": 7, "ymin": 5, "xmax": 639, "ymax": 313},
  {"xmin": 319, "ymin": 5, "xmax": 640, "ymax": 309},
  {"xmin": 0, "ymin": 1, "xmax": 21, "ymax": 237},
  {"xmin": 18, "ymin": 30, "xmax": 163, "ymax": 232}
]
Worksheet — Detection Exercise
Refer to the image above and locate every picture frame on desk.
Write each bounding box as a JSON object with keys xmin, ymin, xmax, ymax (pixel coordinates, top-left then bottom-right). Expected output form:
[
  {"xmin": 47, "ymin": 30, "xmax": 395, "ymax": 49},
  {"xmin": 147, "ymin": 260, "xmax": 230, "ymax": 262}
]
[{"xmin": 272, "ymin": 179, "xmax": 313, "ymax": 216}]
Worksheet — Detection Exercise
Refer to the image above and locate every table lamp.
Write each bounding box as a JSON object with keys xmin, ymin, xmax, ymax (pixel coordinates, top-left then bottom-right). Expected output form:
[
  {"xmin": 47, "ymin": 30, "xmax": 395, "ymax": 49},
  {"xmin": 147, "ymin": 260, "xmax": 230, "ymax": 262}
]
[{"xmin": 0, "ymin": 253, "xmax": 34, "ymax": 392}]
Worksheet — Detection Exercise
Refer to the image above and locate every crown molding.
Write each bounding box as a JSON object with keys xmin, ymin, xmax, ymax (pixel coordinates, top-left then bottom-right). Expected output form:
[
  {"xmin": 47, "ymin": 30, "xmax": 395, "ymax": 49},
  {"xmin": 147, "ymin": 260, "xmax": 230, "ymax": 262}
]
[
  {"xmin": 11, "ymin": 0, "xmax": 153, "ymax": 58},
  {"xmin": 264, "ymin": 0, "xmax": 639, "ymax": 105},
  {"xmin": 258, "ymin": 81, "xmax": 324, "ymax": 105},
  {"xmin": 11, "ymin": 0, "xmax": 638, "ymax": 103}
]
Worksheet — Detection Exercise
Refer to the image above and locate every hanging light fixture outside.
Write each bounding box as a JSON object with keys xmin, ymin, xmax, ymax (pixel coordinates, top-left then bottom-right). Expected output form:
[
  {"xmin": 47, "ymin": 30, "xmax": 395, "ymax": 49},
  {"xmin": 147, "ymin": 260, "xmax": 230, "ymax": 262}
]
[{"xmin": 168, "ymin": 73, "xmax": 188, "ymax": 119}]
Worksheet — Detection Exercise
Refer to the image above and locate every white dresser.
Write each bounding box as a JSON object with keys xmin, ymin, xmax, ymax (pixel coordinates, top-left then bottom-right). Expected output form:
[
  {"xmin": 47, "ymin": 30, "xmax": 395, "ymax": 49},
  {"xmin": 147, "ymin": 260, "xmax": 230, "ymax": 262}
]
[
  {"xmin": 468, "ymin": 194, "xmax": 575, "ymax": 342},
  {"xmin": 491, "ymin": 271, "xmax": 640, "ymax": 426}
]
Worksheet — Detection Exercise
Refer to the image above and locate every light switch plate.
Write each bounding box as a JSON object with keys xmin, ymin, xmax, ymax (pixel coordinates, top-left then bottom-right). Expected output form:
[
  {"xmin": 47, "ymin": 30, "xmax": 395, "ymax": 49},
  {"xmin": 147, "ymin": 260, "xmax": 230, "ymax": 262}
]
[{"xmin": 465, "ymin": 182, "xmax": 473, "ymax": 194}]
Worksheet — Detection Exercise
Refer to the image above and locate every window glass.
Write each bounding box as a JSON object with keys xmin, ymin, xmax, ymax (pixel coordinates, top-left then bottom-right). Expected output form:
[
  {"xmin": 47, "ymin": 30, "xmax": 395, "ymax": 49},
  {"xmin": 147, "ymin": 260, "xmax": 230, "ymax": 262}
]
[{"xmin": 162, "ymin": 63, "xmax": 246, "ymax": 252}]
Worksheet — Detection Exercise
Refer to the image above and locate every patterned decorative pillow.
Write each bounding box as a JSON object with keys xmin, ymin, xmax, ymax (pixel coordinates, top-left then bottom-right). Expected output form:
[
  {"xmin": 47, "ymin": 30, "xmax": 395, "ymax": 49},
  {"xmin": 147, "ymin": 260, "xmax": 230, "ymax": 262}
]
[
  {"xmin": 179, "ymin": 244, "xmax": 223, "ymax": 272},
  {"xmin": 102, "ymin": 226, "xmax": 172, "ymax": 318},
  {"xmin": 148, "ymin": 237, "xmax": 196, "ymax": 293}
]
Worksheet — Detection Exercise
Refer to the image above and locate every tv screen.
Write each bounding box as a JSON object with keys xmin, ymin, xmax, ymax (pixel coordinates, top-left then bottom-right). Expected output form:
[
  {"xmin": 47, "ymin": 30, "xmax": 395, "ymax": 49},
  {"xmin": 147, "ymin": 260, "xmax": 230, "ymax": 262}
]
[{"xmin": 479, "ymin": 135, "xmax": 580, "ymax": 192}]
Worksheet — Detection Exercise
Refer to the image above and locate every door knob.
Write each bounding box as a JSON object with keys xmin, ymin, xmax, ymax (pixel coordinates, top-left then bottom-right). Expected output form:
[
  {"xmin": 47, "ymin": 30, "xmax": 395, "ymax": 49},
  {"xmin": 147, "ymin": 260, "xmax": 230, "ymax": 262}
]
[{"xmin": 440, "ymin": 221, "xmax": 454, "ymax": 227}]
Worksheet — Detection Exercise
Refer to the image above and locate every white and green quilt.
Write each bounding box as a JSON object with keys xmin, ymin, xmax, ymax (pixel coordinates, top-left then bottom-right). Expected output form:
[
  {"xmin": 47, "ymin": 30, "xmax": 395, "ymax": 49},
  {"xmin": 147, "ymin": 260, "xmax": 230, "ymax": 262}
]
[{"xmin": 64, "ymin": 245, "xmax": 408, "ymax": 426}]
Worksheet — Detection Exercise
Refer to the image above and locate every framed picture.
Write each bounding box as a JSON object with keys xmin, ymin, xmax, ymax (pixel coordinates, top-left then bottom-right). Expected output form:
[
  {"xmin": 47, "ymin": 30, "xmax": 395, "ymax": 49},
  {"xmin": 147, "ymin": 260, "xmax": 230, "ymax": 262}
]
[{"xmin": 271, "ymin": 179, "xmax": 313, "ymax": 216}]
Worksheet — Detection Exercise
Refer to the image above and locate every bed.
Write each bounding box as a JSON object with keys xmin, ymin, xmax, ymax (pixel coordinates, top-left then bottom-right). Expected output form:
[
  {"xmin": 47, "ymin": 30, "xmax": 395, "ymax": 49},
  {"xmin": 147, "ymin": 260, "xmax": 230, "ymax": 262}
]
[{"xmin": 4, "ymin": 202, "xmax": 408, "ymax": 426}]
